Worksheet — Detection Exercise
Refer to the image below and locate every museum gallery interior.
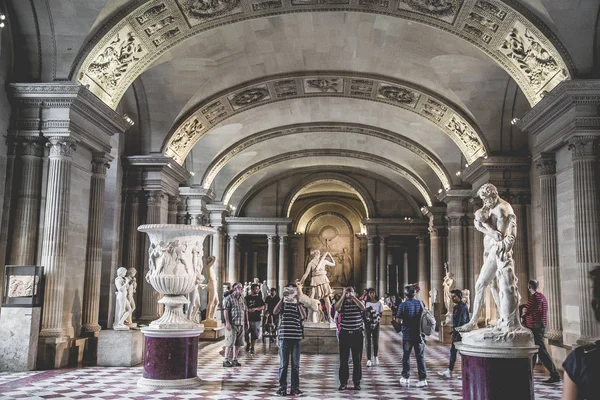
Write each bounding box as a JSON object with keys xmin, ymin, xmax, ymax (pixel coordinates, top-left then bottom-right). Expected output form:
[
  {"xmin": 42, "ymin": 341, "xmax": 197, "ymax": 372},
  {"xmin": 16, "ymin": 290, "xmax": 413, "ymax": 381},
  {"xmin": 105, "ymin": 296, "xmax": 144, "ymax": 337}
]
[{"xmin": 0, "ymin": 0, "xmax": 599, "ymax": 399}]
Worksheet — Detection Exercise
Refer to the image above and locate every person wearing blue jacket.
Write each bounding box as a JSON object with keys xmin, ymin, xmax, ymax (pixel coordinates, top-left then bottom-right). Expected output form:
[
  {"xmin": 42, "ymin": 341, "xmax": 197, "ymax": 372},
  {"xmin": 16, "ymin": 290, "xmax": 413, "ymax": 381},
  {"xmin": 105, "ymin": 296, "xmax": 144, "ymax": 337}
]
[{"xmin": 438, "ymin": 289, "xmax": 470, "ymax": 379}]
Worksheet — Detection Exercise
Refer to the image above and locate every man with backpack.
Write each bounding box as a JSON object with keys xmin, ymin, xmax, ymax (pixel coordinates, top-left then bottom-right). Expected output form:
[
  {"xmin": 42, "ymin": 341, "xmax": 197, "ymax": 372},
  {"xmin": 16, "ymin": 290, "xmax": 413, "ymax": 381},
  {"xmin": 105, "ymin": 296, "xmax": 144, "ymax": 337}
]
[
  {"xmin": 395, "ymin": 285, "xmax": 427, "ymax": 388},
  {"xmin": 438, "ymin": 289, "xmax": 469, "ymax": 379}
]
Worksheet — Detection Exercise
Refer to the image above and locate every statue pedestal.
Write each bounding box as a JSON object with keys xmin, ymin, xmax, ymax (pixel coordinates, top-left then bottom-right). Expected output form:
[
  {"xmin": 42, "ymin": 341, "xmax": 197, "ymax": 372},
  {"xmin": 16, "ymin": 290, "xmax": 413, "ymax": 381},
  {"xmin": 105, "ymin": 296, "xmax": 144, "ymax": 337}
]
[
  {"xmin": 98, "ymin": 329, "xmax": 144, "ymax": 367},
  {"xmin": 138, "ymin": 327, "xmax": 203, "ymax": 389},
  {"xmin": 381, "ymin": 309, "xmax": 393, "ymax": 325},
  {"xmin": 0, "ymin": 307, "xmax": 41, "ymax": 371},
  {"xmin": 199, "ymin": 320, "xmax": 225, "ymax": 341},
  {"xmin": 438, "ymin": 323, "xmax": 453, "ymax": 344},
  {"xmin": 456, "ymin": 328, "xmax": 537, "ymax": 400},
  {"xmin": 302, "ymin": 322, "xmax": 338, "ymax": 354}
]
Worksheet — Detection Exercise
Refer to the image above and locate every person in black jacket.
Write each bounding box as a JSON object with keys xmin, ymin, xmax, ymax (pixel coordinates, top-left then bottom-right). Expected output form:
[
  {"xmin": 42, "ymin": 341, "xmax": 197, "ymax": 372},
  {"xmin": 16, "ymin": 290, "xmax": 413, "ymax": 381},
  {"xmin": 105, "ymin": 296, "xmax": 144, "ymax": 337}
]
[{"xmin": 438, "ymin": 289, "xmax": 470, "ymax": 379}]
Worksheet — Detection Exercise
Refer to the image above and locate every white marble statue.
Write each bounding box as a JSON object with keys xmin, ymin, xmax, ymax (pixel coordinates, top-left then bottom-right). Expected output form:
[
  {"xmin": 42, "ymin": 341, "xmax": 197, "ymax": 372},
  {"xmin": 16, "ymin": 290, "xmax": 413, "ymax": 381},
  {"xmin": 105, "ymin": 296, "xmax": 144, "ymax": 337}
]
[
  {"xmin": 429, "ymin": 287, "xmax": 438, "ymax": 305},
  {"xmin": 114, "ymin": 267, "xmax": 133, "ymax": 330},
  {"xmin": 203, "ymin": 256, "xmax": 218, "ymax": 323},
  {"xmin": 125, "ymin": 268, "xmax": 137, "ymax": 324},
  {"xmin": 295, "ymin": 280, "xmax": 324, "ymax": 323},
  {"xmin": 462, "ymin": 289, "xmax": 471, "ymax": 311},
  {"xmin": 299, "ymin": 249, "xmax": 335, "ymax": 320},
  {"xmin": 243, "ymin": 282, "xmax": 251, "ymax": 297},
  {"xmin": 261, "ymin": 280, "xmax": 269, "ymax": 301},
  {"xmin": 457, "ymin": 183, "xmax": 527, "ymax": 341},
  {"xmin": 442, "ymin": 263, "xmax": 456, "ymax": 325},
  {"xmin": 187, "ymin": 256, "xmax": 206, "ymax": 324}
]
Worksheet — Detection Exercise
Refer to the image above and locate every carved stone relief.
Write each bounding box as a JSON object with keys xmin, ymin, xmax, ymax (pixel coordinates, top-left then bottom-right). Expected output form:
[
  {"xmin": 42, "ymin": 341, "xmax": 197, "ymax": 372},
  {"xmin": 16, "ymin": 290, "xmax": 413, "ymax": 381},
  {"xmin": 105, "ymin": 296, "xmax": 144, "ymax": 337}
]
[
  {"xmin": 136, "ymin": 4, "xmax": 168, "ymax": 25},
  {"xmin": 446, "ymin": 115, "xmax": 483, "ymax": 155},
  {"xmin": 304, "ymin": 78, "xmax": 342, "ymax": 93},
  {"xmin": 228, "ymin": 85, "xmax": 271, "ymax": 110},
  {"xmin": 166, "ymin": 117, "xmax": 204, "ymax": 159},
  {"xmin": 398, "ymin": 0, "xmax": 463, "ymax": 23},
  {"xmin": 359, "ymin": 0, "xmax": 390, "ymax": 7},
  {"xmin": 201, "ymin": 100, "xmax": 229, "ymax": 124},
  {"xmin": 463, "ymin": 24, "xmax": 492, "ymax": 44},
  {"xmin": 144, "ymin": 16, "xmax": 176, "ymax": 36},
  {"xmin": 377, "ymin": 85, "xmax": 418, "ymax": 107},
  {"xmin": 273, "ymin": 79, "xmax": 298, "ymax": 98},
  {"xmin": 7, "ymin": 276, "xmax": 39, "ymax": 298},
  {"xmin": 292, "ymin": 0, "xmax": 349, "ymax": 4},
  {"xmin": 349, "ymin": 79, "xmax": 374, "ymax": 97},
  {"xmin": 153, "ymin": 27, "xmax": 181, "ymax": 46},
  {"xmin": 474, "ymin": 0, "xmax": 506, "ymax": 20},
  {"xmin": 176, "ymin": 0, "xmax": 242, "ymax": 27},
  {"xmin": 251, "ymin": 0, "xmax": 282, "ymax": 11}
]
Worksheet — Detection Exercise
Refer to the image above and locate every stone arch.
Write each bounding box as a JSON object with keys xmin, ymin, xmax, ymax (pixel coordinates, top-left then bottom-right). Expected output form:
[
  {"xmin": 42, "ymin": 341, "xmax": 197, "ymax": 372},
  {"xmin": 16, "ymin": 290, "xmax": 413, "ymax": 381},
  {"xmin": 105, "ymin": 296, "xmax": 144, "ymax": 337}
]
[
  {"xmin": 163, "ymin": 72, "xmax": 490, "ymax": 165},
  {"xmin": 293, "ymin": 199, "xmax": 365, "ymax": 234},
  {"xmin": 220, "ymin": 149, "xmax": 434, "ymax": 207},
  {"xmin": 200, "ymin": 122, "xmax": 453, "ymax": 191},
  {"xmin": 73, "ymin": 0, "xmax": 573, "ymax": 111}
]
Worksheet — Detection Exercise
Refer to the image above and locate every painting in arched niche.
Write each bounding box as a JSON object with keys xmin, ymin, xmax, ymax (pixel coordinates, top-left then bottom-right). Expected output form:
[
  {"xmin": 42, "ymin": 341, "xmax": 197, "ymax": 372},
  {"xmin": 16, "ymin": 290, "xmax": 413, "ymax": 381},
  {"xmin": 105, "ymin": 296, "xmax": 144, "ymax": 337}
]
[{"xmin": 305, "ymin": 212, "xmax": 354, "ymax": 287}]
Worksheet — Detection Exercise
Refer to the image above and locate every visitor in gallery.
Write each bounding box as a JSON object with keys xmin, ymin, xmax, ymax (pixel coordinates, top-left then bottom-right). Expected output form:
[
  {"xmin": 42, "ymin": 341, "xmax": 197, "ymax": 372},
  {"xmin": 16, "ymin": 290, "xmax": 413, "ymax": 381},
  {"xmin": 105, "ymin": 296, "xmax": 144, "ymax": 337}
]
[
  {"xmin": 522, "ymin": 279, "xmax": 560, "ymax": 383},
  {"xmin": 264, "ymin": 287, "xmax": 281, "ymax": 343},
  {"xmin": 438, "ymin": 289, "xmax": 469, "ymax": 379},
  {"xmin": 273, "ymin": 283, "xmax": 307, "ymax": 396},
  {"xmin": 222, "ymin": 282, "xmax": 249, "ymax": 367},
  {"xmin": 245, "ymin": 283, "xmax": 266, "ymax": 354},
  {"xmin": 335, "ymin": 286, "xmax": 366, "ymax": 390},
  {"xmin": 562, "ymin": 266, "xmax": 600, "ymax": 400},
  {"xmin": 331, "ymin": 293, "xmax": 341, "ymax": 318},
  {"xmin": 363, "ymin": 288, "xmax": 384, "ymax": 367},
  {"xmin": 395, "ymin": 285, "xmax": 427, "ymax": 388}
]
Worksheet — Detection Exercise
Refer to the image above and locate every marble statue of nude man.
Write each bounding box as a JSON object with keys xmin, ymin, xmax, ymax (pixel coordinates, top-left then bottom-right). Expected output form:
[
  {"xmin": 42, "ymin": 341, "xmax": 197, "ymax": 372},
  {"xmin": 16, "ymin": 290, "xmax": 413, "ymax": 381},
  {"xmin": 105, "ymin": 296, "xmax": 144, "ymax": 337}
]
[{"xmin": 458, "ymin": 183, "xmax": 523, "ymax": 333}]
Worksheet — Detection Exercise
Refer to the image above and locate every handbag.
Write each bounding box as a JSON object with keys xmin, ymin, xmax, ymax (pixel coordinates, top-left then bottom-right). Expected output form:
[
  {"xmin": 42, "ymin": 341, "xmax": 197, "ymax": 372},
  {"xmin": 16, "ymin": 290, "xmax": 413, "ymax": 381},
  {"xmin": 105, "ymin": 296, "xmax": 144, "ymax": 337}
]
[{"xmin": 391, "ymin": 319, "xmax": 402, "ymax": 333}]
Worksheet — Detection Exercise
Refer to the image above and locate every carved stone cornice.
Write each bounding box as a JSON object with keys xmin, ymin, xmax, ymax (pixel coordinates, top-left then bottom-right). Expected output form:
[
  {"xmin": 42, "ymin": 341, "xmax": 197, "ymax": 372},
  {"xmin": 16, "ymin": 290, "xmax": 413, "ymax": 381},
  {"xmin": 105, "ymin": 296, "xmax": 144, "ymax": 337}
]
[
  {"xmin": 225, "ymin": 217, "xmax": 291, "ymax": 236},
  {"xmin": 534, "ymin": 152, "xmax": 556, "ymax": 176},
  {"xmin": 125, "ymin": 155, "xmax": 191, "ymax": 197},
  {"xmin": 568, "ymin": 136, "xmax": 599, "ymax": 160},
  {"xmin": 461, "ymin": 155, "xmax": 531, "ymax": 194},
  {"xmin": 47, "ymin": 137, "xmax": 76, "ymax": 158},
  {"xmin": 361, "ymin": 218, "xmax": 429, "ymax": 236}
]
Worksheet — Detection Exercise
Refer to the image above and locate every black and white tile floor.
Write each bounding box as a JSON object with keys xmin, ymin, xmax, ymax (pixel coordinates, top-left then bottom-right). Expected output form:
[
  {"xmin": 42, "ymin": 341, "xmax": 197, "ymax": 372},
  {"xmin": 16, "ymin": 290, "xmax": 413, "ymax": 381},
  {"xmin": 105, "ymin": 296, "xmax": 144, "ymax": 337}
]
[{"xmin": 0, "ymin": 327, "xmax": 563, "ymax": 399}]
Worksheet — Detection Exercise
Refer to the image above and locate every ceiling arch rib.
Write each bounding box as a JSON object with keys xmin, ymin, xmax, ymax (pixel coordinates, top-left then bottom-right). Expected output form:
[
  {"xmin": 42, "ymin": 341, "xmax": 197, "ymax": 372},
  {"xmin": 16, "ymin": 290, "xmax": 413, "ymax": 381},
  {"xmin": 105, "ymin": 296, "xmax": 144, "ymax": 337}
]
[
  {"xmin": 235, "ymin": 166, "xmax": 423, "ymax": 216},
  {"xmin": 201, "ymin": 122, "xmax": 453, "ymax": 191},
  {"xmin": 164, "ymin": 72, "xmax": 490, "ymax": 165},
  {"xmin": 221, "ymin": 149, "xmax": 434, "ymax": 207},
  {"xmin": 74, "ymin": 0, "xmax": 573, "ymax": 110}
]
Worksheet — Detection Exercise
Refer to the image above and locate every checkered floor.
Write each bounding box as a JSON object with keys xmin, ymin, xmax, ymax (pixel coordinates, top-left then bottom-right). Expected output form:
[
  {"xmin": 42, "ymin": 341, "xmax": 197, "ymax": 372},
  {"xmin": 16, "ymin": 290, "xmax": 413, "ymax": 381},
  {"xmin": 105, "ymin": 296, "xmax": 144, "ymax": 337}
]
[{"xmin": 0, "ymin": 327, "xmax": 562, "ymax": 399}]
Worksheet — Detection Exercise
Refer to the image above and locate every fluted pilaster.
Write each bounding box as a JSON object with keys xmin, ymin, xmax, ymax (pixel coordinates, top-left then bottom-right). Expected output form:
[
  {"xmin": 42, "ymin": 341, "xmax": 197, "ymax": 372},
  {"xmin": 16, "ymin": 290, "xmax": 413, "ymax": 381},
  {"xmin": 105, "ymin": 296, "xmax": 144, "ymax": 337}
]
[
  {"xmin": 125, "ymin": 192, "xmax": 141, "ymax": 271},
  {"xmin": 430, "ymin": 228, "xmax": 443, "ymax": 305},
  {"xmin": 403, "ymin": 250, "xmax": 409, "ymax": 286},
  {"xmin": 378, "ymin": 236, "xmax": 387, "ymax": 295},
  {"xmin": 510, "ymin": 196, "xmax": 530, "ymax": 304},
  {"xmin": 9, "ymin": 137, "xmax": 45, "ymax": 265},
  {"xmin": 447, "ymin": 216, "xmax": 465, "ymax": 290},
  {"xmin": 278, "ymin": 235, "xmax": 288, "ymax": 293},
  {"xmin": 536, "ymin": 154, "xmax": 563, "ymax": 341},
  {"xmin": 40, "ymin": 138, "xmax": 76, "ymax": 338},
  {"xmin": 267, "ymin": 235, "xmax": 277, "ymax": 289},
  {"xmin": 228, "ymin": 235, "xmax": 239, "ymax": 284},
  {"xmin": 252, "ymin": 251, "xmax": 258, "ymax": 281},
  {"xmin": 418, "ymin": 237, "xmax": 429, "ymax": 308},
  {"xmin": 366, "ymin": 236, "xmax": 376, "ymax": 290},
  {"xmin": 167, "ymin": 196, "xmax": 180, "ymax": 224},
  {"xmin": 568, "ymin": 137, "xmax": 600, "ymax": 341},
  {"xmin": 81, "ymin": 154, "xmax": 111, "ymax": 333}
]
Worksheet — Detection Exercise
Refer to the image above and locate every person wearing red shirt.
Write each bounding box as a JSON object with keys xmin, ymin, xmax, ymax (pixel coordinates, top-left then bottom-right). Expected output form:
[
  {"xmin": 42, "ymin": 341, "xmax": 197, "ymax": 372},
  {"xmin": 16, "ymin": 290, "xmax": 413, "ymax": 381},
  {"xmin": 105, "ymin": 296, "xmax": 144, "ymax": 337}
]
[{"xmin": 522, "ymin": 279, "xmax": 560, "ymax": 383}]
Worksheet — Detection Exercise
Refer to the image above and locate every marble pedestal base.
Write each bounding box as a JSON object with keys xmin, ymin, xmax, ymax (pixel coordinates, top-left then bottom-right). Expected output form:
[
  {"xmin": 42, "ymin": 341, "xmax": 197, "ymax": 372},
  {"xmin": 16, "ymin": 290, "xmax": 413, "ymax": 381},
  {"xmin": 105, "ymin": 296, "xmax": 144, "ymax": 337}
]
[
  {"xmin": 138, "ymin": 327, "xmax": 203, "ymax": 389},
  {"xmin": 0, "ymin": 308, "xmax": 41, "ymax": 371},
  {"xmin": 438, "ymin": 323, "xmax": 453, "ymax": 344},
  {"xmin": 199, "ymin": 321, "xmax": 225, "ymax": 341},
  {"xmin": 37, "ymin": 336, "xmax": 69, "ymax": 370},
  {"xmin": 456, "ymin": 328, "xmax": 537, "ymax": 400},
  {"xmin": 380, "ymin": 309, "xmax": 393, "ymax": 325},
  {"xmin": 98, "ymin": 329, "xmax": 144, "ymax": 367},
  {"xmin": 302, "ymin": 323, "xmax": 338, "ymax": 354}
]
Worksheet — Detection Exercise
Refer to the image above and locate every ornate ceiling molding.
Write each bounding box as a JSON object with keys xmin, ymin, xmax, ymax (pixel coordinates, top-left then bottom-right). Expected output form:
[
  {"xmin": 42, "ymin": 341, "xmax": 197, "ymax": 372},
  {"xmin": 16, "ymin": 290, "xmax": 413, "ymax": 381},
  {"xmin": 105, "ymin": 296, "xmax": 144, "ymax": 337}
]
[
  {"xmin": 164, "ymin": 72, "xmax": 490, "ymax": 165},
  {"xmin": 200, "ymin": 122, "xmax": 452, "ymax": 191},
  {"xmin": 73, "ymin": 0, "xmax": 573, "ymax": 111},
  {"xmin": 235, "ymin": 165, "xmax": 422, "ymax": 216},
  {"xmin": 220, "ymin": 148, "xmax": 434, "ymax": 206}
]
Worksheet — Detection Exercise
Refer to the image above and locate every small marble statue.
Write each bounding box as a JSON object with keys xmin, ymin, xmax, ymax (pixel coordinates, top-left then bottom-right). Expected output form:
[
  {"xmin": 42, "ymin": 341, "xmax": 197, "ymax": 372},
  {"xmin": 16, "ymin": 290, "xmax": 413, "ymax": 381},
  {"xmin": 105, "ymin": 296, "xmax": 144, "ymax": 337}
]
[
  {"xmin": 457, "ymin": 183, "xmax": 525, "ymax": 336},
  {"xmin": 203, "ymin": 256, "xmax": 218, "ymax": 323},
  {"xmin": 125, "ymin": 268, "xmax": 137, "ymax": 324},
  {"xmin": 261, "ymin": 280, "xmax": 269, "ymax": 301},
  {"xmin": 442, "ymin": 263, "xmax": 456, "ymax": 325},
  {"xmin": 114, "ymin": 267, "xmax": 133, "ymax": 330},
  {"xmin": 299, "ymin": 249, "xmax": 335, "ymax": 320},
  {"xmin": 429, "ymin": 287, "xmax": 438, "ymax": 305},
  {"xmin": 295, "ymin": 280, "xmax": 324, "ymax": 323},
  {"xmin": 462, "ymin": 288, "xmax": 471, "ymax": 311},
  {"xmin": 243, "ymin": 282, "xmax": 251, "ymax": 297}
]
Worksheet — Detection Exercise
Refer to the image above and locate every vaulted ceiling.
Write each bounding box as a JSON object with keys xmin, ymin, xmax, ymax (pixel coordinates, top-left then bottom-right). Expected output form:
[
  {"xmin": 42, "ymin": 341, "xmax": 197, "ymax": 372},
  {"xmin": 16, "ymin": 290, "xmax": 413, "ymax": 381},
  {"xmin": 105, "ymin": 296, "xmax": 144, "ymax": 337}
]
[{"xmin": 7, "ymin": 0, "xmax": 599, "ymax": 212}]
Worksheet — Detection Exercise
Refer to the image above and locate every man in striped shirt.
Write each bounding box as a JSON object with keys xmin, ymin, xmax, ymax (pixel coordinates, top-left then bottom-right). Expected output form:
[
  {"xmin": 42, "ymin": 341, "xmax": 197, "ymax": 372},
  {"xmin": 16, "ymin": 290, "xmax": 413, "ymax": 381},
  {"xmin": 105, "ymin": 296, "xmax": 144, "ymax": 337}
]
[
  {"xmin": 523, "ymin": 279, "xmax": 560, "ymax": 383},
  {"xmin": 273, "ymin": 283, "xmax": 307, "ymax": 396},
  {"xmin": 334, "ymin": 286, "xmax": 366, "ymax": 390}
]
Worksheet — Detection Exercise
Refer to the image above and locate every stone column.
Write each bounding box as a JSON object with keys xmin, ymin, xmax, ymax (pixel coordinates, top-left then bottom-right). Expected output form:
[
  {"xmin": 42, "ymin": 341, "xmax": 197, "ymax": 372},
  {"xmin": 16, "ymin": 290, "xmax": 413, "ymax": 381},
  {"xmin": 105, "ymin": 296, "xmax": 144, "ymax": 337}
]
[
  {"xmin": 430, "ymin": 228, "xmax": 443, "ymax": 304},
  {"xmin": 418, "ymin": 237, "xmax": 429, "ymax": 308},
  {"xmin": 252, "ymin": 251, "xmax": 258, "ymax": 281},
  {"xmin": 366, "ymin": 236, "xmax": 376, "ymax": 290},
  {"xmin": 378, "ymin": 236, "xmax": 387, "ymax": 295},
  {"xmin": 535, "ymin": 153, "xmax": 563, "ymax": 341},
  {"xmin": 8, "ymin": 137, "xmax": 45, "ymax": 265},
  {"xmin": 403, "ymin": 250, "xmax": 409, "ymax": 286},
  {"xmin": 278, "ymin": 235, "xmax": 288, "ymax": 292},
  {"xmin": 242, "ymin": 251, "xmax": 248, "ymax": 284},
  {"xmin": 511, "ymin": 196, "xmax": 530, "ymax": 303},
  {"xmin": 39, "ymin": 138, "xmax": 76, "ymax": 338},
  {"xmin": 124, "ymin": 192, "xmax": 141, "ymax": 271},
  {"xmin": 267, "ymin": 235, "xmax": 277, "ymax": 289},
  {"xmin": 140, "ymin": 190, "xmax": 166, "ymax": 321},
  {"xmin": 447, "ymin": 215, "xmax": 465, "ymax": 290},
  {"xmin": 81, "ymin": 154, "xmax": 111, "ymax": 334},
  {"xmin": 568, "ymin": 137, "xmax": 600, "ymax": 341},
  {"xmin": 167, "ymin": 196, "xmax": 179, "ymax": 224},
  {"xmin": 228, "ymin": 235, "xmax": 238, "ymax": 284}
]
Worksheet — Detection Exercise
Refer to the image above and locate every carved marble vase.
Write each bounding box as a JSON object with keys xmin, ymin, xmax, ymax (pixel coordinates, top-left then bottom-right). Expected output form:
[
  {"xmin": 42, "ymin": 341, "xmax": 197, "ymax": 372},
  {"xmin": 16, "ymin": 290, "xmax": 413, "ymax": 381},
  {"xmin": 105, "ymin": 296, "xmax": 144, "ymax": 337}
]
[{"xmin": 137, "ymin": 224, "xmax": 215, "ymax": 389}]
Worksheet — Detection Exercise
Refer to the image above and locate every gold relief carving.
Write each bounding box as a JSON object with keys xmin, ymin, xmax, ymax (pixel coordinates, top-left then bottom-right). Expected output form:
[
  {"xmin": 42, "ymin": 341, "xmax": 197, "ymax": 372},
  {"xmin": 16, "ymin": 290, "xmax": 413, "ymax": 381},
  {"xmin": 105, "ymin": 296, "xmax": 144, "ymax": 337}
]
[
  {"xmin": 144, "ymin": 16, "xmax": 176, "ymax": 36},
  {"xmin": 377, "ymin": 85, "xmax": 418, "ymax": 106},
  {"xmin": 304, "ymin": 78, "xmax": 343, "ymax": 93},
  {"xmin": 446, "ymin": 115, "xmax": 482, "ymax": 158},
  {"xmin": 500, "ymin": 21, "xmax": 561, "ymax": 92},
  {"xmin": 85, "ymin": 27, "xmax": 148, "ymax": 95},
  {"xmin": 273, "ymin": 79, "xmax": 298, "ymax": 97},
  {"xmin": 170, "ymin": 117, "xmax": 204, "ymax": 154},
  {"xmin": 152, "ymin": 27, "xmax": 181, "ymax": 46},
  {"xmin": 475, "ymin": 0, "xmax": 506, "ymax": 20},
  {"xmin": 176, "ymin": 0, "xmax": 242, "ymax": 27},
  {"xmin": 463, "ymin": 24, "xmax": 492, "ymax": 44},
  {"xmin": 398, "ymin": 0, "xmax": 463, "ymax": 23},
  {"xmin": 467, "ymin": 12, "xmax": 498, "ymax": 32},
  {"xmin": 228, "ymin": 85, "xmax": 271, "ymax": 110},
  {"xmin": 251, "ymin": 0, "xmax": 282, "ymax": 11},
  {"xmin": 136, "ymin": 4, "xmax": 167, "ymax": 25}
]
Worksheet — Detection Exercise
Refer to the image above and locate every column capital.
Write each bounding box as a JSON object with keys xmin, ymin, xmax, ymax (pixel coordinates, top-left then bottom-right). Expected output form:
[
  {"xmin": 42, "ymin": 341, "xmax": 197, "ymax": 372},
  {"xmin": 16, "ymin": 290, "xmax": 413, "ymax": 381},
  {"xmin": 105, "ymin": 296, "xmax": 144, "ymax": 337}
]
[
  {"xmin": 91, "ymin": 152, "xmax": 112, "ymax": 176},
  {"xmin": 535, "ymin": 152, "xmax": 557, "ymax": 175},
  {"xmin": 47, "ymin": 137, "xmax": 76, "ymax": 158},
  {"xmin": 568, "ymin": 136, "xmax": 599, "ymax": 160},
  {"xmin": 168, "ymin": 195, "xmax": 181, "ymax": 207},
  {"xmin": 267, "ymin": 235, "xmax": 278, "ymax": 243},
  {"xmin": 18, "ymin": 136, "xmax": 45, "ymax": 157},
  {"xmin": 367, "ymin": 236, "xmax": 376, "ymax": 244},
  {"xmin": 146, "ymin": 190, "xmax": 166, "ymax": 205}
]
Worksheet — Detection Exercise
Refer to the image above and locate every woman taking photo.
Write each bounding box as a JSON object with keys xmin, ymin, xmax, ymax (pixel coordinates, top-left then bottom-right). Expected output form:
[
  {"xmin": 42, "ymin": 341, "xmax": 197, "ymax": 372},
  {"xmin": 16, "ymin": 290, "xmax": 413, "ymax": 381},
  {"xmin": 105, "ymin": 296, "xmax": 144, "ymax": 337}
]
[{"xmin": 363, "ymin": 288, "xmax": 384, "ymax": 367}]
